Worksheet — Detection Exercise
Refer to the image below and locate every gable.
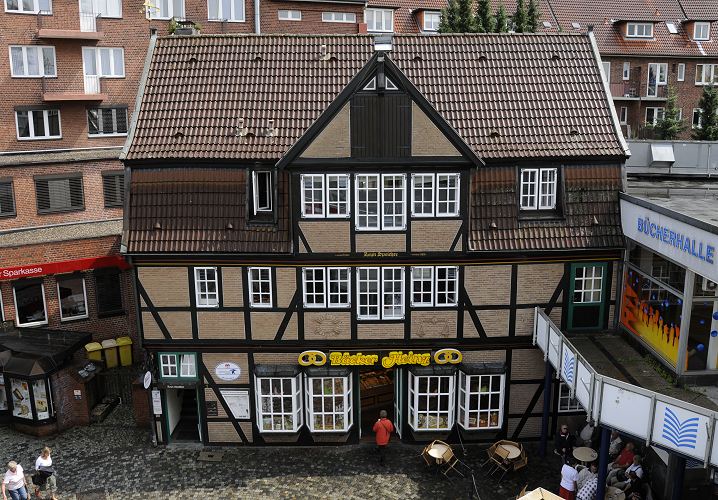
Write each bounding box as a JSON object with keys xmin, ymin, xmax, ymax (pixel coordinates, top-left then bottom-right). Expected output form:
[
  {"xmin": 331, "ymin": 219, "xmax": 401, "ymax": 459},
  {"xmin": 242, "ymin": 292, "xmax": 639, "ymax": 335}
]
[
  {"xmin": 300, "ymin": 104, "xmax": 350, "ymax": 159},
  {"xmin": 411, "ymin": 102, "xmax": 460, "ymax": 157}
]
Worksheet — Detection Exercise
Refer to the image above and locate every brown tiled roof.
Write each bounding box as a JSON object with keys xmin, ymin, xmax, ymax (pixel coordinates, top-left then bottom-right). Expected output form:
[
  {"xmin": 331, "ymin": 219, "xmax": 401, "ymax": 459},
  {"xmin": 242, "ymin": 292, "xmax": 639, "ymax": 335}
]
[
  {"xmin": 125, "ymin": 33, "xmax": 625, "ymax": 162},
  {"xmin": 367, "ymin": 0, "xmax": 447, "ymax": 33},
  {"xmin": 125, "ymin": 168, "xmax": 291, "ymax": 254},
  {"xmin": 469, "ymin": 164, "xmax": 624, "ymax": 251},
  {"xmin": 678, "ymin": 0, "xmax": 718, "ymax": 21}
]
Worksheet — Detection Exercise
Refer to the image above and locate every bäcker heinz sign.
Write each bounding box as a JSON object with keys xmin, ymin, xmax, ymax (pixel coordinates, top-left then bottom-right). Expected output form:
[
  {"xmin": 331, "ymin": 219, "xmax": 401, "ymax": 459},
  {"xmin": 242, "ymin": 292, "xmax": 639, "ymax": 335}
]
[
  {"xmin": 621, "ymin": 199, "xmax": 718, "ymax": 283},
  {"xmin": 297, "ymin": 349, "xmax": 462, "ymax": 368}
]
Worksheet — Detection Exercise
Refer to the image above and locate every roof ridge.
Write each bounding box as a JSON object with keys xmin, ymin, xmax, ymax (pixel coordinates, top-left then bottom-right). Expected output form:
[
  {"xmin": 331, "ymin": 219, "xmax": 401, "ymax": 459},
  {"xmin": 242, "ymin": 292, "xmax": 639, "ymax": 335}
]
[{"xmin": 156, "ymin": 32, "xmax": 590, "ymax": 40}]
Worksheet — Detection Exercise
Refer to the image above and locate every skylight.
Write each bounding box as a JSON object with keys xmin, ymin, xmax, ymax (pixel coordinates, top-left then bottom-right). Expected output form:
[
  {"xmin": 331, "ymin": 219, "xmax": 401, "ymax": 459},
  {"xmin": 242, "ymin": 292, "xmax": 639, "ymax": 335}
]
[
  {"xmin": 571, "ymin": 22, "xmax": 580, "ymax": 30},
  {"xmin": 666, "ymin": 22, "xmax": 678, "ymax": 34},
  {"xmin": 542, "ymin": 21, "xmax": 552, "ymax": 28}
]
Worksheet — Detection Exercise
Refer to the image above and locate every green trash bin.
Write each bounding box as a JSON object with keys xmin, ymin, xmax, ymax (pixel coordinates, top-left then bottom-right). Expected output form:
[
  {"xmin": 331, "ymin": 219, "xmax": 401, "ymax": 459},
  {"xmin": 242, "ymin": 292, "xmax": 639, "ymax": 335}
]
[
  {"xmin": 101, "ymin": 339, "xmax": 119, "ymax": 368},
  {"xmin": 116, "ymin": 336, "xmax": 133, "ymax": 367},
  {"xmin": 85, "ymin": 342, "xmax": 103, "ymax": 362}
]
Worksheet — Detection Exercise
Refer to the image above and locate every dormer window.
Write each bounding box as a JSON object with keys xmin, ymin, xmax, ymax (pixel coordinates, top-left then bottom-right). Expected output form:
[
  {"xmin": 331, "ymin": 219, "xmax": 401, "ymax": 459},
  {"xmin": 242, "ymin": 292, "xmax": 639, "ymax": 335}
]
[
  {"xmin": 626, "ymin": 22, "xmax": 653, "ymax": 38},
  {"xmin": 694, "ymin": 22, "xmax": 711, "ymax": 41},
  {"xmin": 365, "ymin": 8, "xmax": 393, "ymax": 33},
  {"xmin": 423, "ymin": 11, "xmax": 440, "ymax": 32},
  {"xmin": 520, "ymin": 168, "xmax": 558, "ymax": 211},
  {"xmin": 252, "ymin": 170, "xmax": 272, "ymax": 215}
]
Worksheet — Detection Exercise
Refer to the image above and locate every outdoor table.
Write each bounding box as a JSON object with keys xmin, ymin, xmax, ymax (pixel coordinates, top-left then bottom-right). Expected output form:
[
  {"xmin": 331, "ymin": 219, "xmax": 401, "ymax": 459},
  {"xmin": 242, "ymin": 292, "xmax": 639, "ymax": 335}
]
[
  {"xmin": 428, "ymin": 442, "xmax": 450, "ymax": 464},
  {"xmin": 605, "ymin": 486, "xmax": 626, "ymax": 500},
  {"xmin": 573, "ymin": 446, "xmax": 598, "ymax": 464},
  {"xmin": 499, "ymin": 444, "xmax": 521, "ymax": 460}
]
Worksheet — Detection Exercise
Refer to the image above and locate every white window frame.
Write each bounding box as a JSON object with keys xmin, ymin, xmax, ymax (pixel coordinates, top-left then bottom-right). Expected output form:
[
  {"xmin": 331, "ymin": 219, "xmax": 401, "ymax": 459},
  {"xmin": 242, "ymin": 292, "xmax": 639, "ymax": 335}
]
[
  {"xmin": 255, "ymin": 375, "xmax": 303, "ymax": 433},
  {"xmin": 302, "ymin": 267, "xmax": 350, "ymax": 308},
  {"xmin": 305, "ymin": 375, "xmax": 353, "ymax": 432},
  {"xmin": 252, "ymin": 170, "xmax": 272, "ymax": 214},
  {"xmin": 573, "ymin": 265, "xmax": 604, "ymax": 304},
  {"xmin": 436, "ymin": 173, "xmax": 460, "ymax": 216},
  {"xmin": 520, "ymin": 168, "xmax": 557, "ymax": 210},
  {"xmin": 411, "ymin": 173, "xmax": 434, "ymax": 217},
  {"xmin": 13, "ymin": 281, "xmax": 48, "ymax": 327},
  {"xmin": 207, "ymin": 0, "xmax": 245, "ymax": 22},
  {"xmin": 248, "ymin": 267, "xmax": 272, "ymax": 308},
  {"xmin": 408, "ymin": 372, "xmax": 455, "ymax": 431},
  {"xmin": 693, "ymin": 108, "xmax": 703, "ymax": 129},
  {"xmin": 694, "ymin": 22, "xmax": 711, "ymax": 41},
  {"xmin": 15, "ymin": 109, "xmax": 61, "ymax": 140},
  {"xmin": 9, "ymin": 45, "xmax": 56, "ymax": 78},
  {"xmin": 695, "ymin": 64, "xmax": 718, "ymax": 86},
  {"xmin": 626, "ymin": 22, "xmax": 653, "ymax": 38},
  {"xmin": 356, "ymin": 267, "xmax": 405, "ymax": 320},
  {"xmin": 622, "ymin": 61, "xmax": 630, "ymax": 80},
  {"xmin": 87, "ymin": 107, "xmax": 128, "ymax": 137},
  {"xmin": 558, "ymin": 381, "xmax": 582, "ymax": 412},
  {"xmin": 321, "ymin": 11, "xmax": 355, "ymax": 23},
  {"xmin": 602, "ymin": 62, "xmax": 611, "ymax": 84},
  {"xmin": 458, "ymin": 372, "xmax": 505, "ymax": 430},
  {"xmin": 146, "ymin": 0, "xmax": 184, "ymax": 20},
  {"xmin": 159, "ymin": 353, "xmax": 197, "ymax": 379},
  {"xmin": 5, "ymin": 0, "xmax": 51, "ymax": 14},
  {"xmin": 301, "ymin": 174, "xmax": 324, "ymax": 218},
  {"xmin": 159, "ymin": 353, "xmax": 178, "ymax": 378},
  {"xmin": 410, "ymin": 266, "xmax": 433, "ymax": 307},
  {"xmin": 82, "ymin": 46, "xmax": 125, "ymax": 78},
  {"xmin": 355, "ymin": 174, "xmax": 406, "ymax": 230},
  {"xmin": 300, "ymin": 174, "xmax": 350, "ymax": 219},
  {"xmin": 645, "ymin": 107, "xmax": 665, "ymax": 126},
  {"xmin": 278, "ymin": 9, "xmax": 300, "ymax": 21},
  {"xmin": 646, "ymin": 62, "xmax": 668, "ymax": 97},
  {"xmin": 356, "ymin": 267, "xmax": 380, "ymax": 319},
  {"xmin": 619, "ymin": 106, "xmax": 628, "ymax": 124},
  {"xmin": 194, "ymin": 267, "xmax": 219, "ymax": 308},
  {"xmin": 57, "ymin": 275, "xmax": 89, "ymax": 321},
  {"xmin": 365, "ymin": 8, "xmax": 393, "ymax": 33},
  {"xmin": 179, "ymin": 354, "xmax": 197, "ymax": 378},
  {"xmin": 83, "ymin": 0, "xmax": 122, "ymax": 18},
  {"xmin": 677, "ymin": 63, "xmax": 685, "ymax": 82},
  {"xmin": 423, "ymin": 11, "xmax": 440, "ymax": 32},
  {"xmin": 411, "ymin": 266, "xmax": 458, "ymax": 307}
]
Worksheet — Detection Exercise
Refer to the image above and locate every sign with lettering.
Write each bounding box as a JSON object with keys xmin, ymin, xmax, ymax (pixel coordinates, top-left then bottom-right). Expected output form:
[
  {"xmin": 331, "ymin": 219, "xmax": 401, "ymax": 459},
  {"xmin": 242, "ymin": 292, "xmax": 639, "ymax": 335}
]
[
  {"xmin": 221, "ymin": 389, "xmax": 250, "ymax": 419},
  {"xmin": 0, "ymin": 255, "xmax": 130, "ymax": 281},
  {"xmin": 215, "ymin": 362, "xmax": 241, "ymax": 381},
  {"xmin": 151, "ymin": 389, "xmax": 162, "ymax": 415},
  {"xmin": 206, "ymin": 400, "xmax": 218, "ymax": 417},
  {"xmin": 297, "ymin": 349, "xmax": 462, "ymax": 368}
]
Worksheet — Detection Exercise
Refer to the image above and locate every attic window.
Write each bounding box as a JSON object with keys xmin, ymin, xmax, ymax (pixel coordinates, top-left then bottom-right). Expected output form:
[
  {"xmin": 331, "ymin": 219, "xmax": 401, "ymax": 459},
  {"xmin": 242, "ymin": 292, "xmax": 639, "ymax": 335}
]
[
  {"xmin": 362, "ymin": 76, "xmax": 398, "ymax": 91},
  {"xmin": 386, "ymin": 77, "xmax": 398, "ymax": 90},
  {"xmin": 363, "ymin": 78, "xmax": 376, "ymax": 91},
  {"xmin": 252, "ymin": 170, "xmax": 273, "ymax": 215},
  {"xmin": 571, "ymin": 22, "xmax": 581, "ymax": 30},
  {"xmin": 626, "ymin": 22, "xmax": 653, "ymax": 38},
  {"xmin": 542, "ymin": 21, "xmax": 552, "ymax": 28},
  {"xmin": 694, "ymin": 22, "xmax": 711, "ymax": 41},
  {"xmin": 666, "ymin": 22, "xmax": 678, "ymax": 34}
]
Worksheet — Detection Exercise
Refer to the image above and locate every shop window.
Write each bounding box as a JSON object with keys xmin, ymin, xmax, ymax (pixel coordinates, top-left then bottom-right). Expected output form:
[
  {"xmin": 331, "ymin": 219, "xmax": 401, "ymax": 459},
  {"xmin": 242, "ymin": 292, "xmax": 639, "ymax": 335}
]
[
  {"xmin": 57, "ymin": 275, "xmax": 88, "ymax": 321},
  {"xmin": 410, "ymin": 266, "xmax": 458, "ymax": 307},
  {"xmin": 306, "ymin": 376, "xmax": 352, "ymax": 432},
  {"xmin": 628, "ymin": 243, "xmax": 686, "ymax": 291},
  {"xmin": 248, "ymin": 267, "xmax": 272, "ymax": 308},
  {"xmin": 159, "ymin": 353, "xmax": 197, "ymax": 379},
  {"xmin": 207, "ymin": 0, "xmax": 244, "ymax": 22},
  {"xmin": 194, "ymin": 267, "xmax": 219, "ymax": 307},
  {"xmin": 16, "ymin": 109, "xmax": 61, "ymax": 141},
  {"xmin": 302, "ymin": 267, "xmax": 350, "ymax": 308},
  {"xmin": 567, "ymin": 263, "xmax": 607, "ymax": 331},
  {"xmin": 5, "ymin": 0, "xmax": 51, "ymax": 14},
  {"xmin": 558, "ymin": 382, "xmax": 582, "ymax": 412},
  {"xmin": 0, "ymin": 180, "xmax": 16, "ymax": 217},
  {"xmin": 364, "ymin": 8, "xmax": 393, "ymax": 32},
  {"xmin": 146, "ymin": 0, "xmax": 184, "ymax": 19},
  {"xmin": 13, "ymin": 281, "xmax": 47, "ymax": 327},
  {"xmin": 408, "ymin": 372, "xmax": 455, "ymax": 431},
  {"xmin": 300, "ymin": 174, "xmax": 349, "ymax": 218},
  {"xmin": 94, "ymin": 268, "xmax": 124, "ymax": 317},
  {"xmin": 9, "ymin": 46, "xmax": 56, "ymax": 77},
  {"xmin": 686, "ymin": 297, "xmax": 718, "ymax": 372},
  {"xmin": 102, "ymin": 171, "xmax": 124, "ymax": 207},
  {"xmin": 457, "ymin": 372, "xmax": 504, "ymax": 429},
  {"xmin": 88, "ymin": 107, "xmax": 128, "ymax": 136},
  {"xmin": 35, "ymin": 174, "xmax": 83, "ymax": 213},
  {"xmin": 9, "ymin": 378, "xmax": 52, "ymax": 421},
  {"xmin": 255, "ymin": 375, "xmax": 303, "ymax": 433},
  {"xmin": 519, "ymin": 168, "xmax": 557, "ymax": 211},
  {"xmin": 356, "ymin": 267, "xmax": 404, "ymax": 320},
  {"xmin": 355, "ymin": 174, "xmax": 406, "ymax": 230}
]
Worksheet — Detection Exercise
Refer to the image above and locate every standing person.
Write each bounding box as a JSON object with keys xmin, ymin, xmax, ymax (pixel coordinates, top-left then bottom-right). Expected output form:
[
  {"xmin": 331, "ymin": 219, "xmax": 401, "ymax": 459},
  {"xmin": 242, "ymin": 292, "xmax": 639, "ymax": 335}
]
[
  {"xmin": 2, "ymin": 461, "xmax": 27, "ymax": 500},
  {"xmin": 34, "ymin": 447, "xmax": 57, "ymax": 500},
  {"xmin": 372, "ymin": 409, "xmax": 394, "ymax": 467},
  {"xmin": 559, "ymin": 460, "xmax": 579, "ymax": 500},
  {"xmin": 608, "ymin": 430, "xmax": 623, "ymax": 459},
  {"xmin": 554, "ymin": 423, "xmax": 575, "ymax": 460}
]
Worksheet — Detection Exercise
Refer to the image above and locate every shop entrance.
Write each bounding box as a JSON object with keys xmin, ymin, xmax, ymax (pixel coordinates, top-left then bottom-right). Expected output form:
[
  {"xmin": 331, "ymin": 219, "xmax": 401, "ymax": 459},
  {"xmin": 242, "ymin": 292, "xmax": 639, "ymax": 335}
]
[
  {"xmin": 359, "ymin": 367, "xmax": 394, "ymax": 440},
  {"xmin": 165, "ymin": 388, "xmax": 200, "ymax": 442}
]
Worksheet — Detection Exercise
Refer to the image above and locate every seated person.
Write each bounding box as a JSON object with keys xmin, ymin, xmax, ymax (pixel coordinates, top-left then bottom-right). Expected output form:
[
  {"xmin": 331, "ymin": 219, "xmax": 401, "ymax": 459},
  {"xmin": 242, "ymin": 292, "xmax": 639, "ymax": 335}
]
[
  {"xmin": 609, "ymin": 454, "xmax": 643, "ymax": 486},
  {"xmin": 576, "ymin": 474, "xmax": 598, "ymax": 500},
  {"xmin": 621, "ymin": 471, "xmax": 643, "ymax": 497},
  {"xmin": 554, "ymin": 424, "xmax": 575, "ymax": 459},
  {"xmin": 608, "ymin": 430, "xmax": 623, "ymax": 459},
  {"xmin": 577, "ymin": 462, "xmax": 598, "ymax": 491},
  {"xmin": 606, "ymin": 442, "xmax": 635, "ymax": 482}
]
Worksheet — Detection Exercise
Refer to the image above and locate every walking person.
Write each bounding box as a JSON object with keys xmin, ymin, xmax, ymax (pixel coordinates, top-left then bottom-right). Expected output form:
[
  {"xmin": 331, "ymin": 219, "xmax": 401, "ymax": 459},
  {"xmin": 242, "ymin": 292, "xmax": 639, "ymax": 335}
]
[
  {"xmin": 2, "ymin": 461, "xmax": 28, "ymax": 500},
  {"xmin": 373, "ymin": 409, "xmax": 394, "ymax": 467},
  {"xmin": 34, "ymin": 447, "xmax": 57, "ymax": 500}
]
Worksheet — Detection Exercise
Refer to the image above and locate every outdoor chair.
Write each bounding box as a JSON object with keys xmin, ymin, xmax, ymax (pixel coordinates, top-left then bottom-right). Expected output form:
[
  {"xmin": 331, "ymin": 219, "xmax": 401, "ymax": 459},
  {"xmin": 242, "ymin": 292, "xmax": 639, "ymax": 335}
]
[
  {"xmin": 440, "ymin": 445, "xmax": 465, "ymax": 478},
  {"xmin": 515, "ymin": 484, "xmax": 528, "ymax": 499},
  {"xmin": 489, "ymin": 445, "xmax": 511, "ymax": 478},
  {"xmin": 480, "ymin": 442, "xmax": 498, "ymax": 469}
]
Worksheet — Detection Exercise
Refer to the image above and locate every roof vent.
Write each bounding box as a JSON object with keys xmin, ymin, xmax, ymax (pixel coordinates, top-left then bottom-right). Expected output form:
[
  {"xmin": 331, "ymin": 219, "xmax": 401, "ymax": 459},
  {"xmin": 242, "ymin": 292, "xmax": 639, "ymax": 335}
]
[
  {"xmin": 543, "ymin": 21, "xmax": 552, "ymax": 28},
  {"xmin": 551, "ymin": 54, "xmax": 561, "ymax": 61},
  {"xmin": 478, "ymin": 55, "xmax": 487, "ymax": 62},
  {"xmin": 188, "ymin": 56, "xmax": 198, "ymax": 64},
  {"xmin": 569, "ymin": 129, "xmax": 580, "ymax": 136},
  {"xmin": 173, "ymin": 131, "xmax": 184, "ymax": 139},
  {"xmin": 489, "ymin": 130, "xmax": 500, "ymax": 138},
  {"xmin": 490, "ymin": 221, "xmax": 498, "ymax": 229},
  {"xmin": 253, "ymin": 54, "xmax": 263, "ymax": 62},
  {"xmin": 413, "ymin": 55, "xmax": 423, "ymax": 62},
  {"xmin": 153, "ymin": 222, "xmax": 162, "ymax": 230},
  {"xmin": 235, "ymin": 118, "xmax": 248, "ymax": 138},
  {"xmin": 265, "ymin": 119, "xmax": 275, "ymax": 138},
  {"xmin": 592, "ymin": 216, "xmax": 600, "ymax": 226},
  {"xmin": 319, "ymin": 44, "xmax": 332, "ymax": 62},
  {"xmin": 226, "ymin": 222, "xmax": 234, "ymax": 230},
  {"xmin": 572, "ymin": 22, "xmax": 581, "ymax": 30}
]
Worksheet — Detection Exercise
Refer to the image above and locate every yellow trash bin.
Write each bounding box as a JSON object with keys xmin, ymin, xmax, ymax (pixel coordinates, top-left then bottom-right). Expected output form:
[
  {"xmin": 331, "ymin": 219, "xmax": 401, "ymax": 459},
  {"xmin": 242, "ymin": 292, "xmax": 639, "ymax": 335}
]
[
  {"xmin": 116, "ymin": 336, "xmax": 133, "ymax": 367},
  {"xmin": 101, "ymin": 339, "xmax": 119, "ymax": 368},
  {"xmin": 85, "ymin": 342, "xmax": 103, "ymax": 362}
]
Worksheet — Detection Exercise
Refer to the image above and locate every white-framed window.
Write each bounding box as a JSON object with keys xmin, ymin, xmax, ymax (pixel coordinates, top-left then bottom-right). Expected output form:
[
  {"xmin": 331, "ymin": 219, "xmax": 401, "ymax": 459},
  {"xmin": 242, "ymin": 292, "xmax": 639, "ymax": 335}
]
[
  {"xmin": 326, "ymin": 174, "xmax": 349, "ymax": 217},
  {"xmin": 645, "ymin": 107, "xmax": 665, "ymax": 126},
  {"xmin": 15, "ymin": 109, "xmax": 61, "ymax": 140},
  {"xmin": 411, "ymin": 173, "xmax": 434, "ymax": 217},
  {"xmin": 626, "ymin": 22, "xmax": 653, "ymax": 38},
  {"xmin": 436, "ymin": 173, "xmax": 460, "ymax": 216},
  {"xmin": 694, "ymin": 22, "xmax": 711, "ymax": 41},
  {"xmin": 693, "ymin": 108, "xmax": 703, "ymax": 129},
  {"xmin": 57, "ymin": 275, "xmax": 88, "ymax": 321},
  {"xmin": 159, "ymin": 353, "xmax": 197, "ymax": 379},
  {"xmin": 321, "ymin": 11, "xmax": 355, "ymax": 23},
  {"xmin": 13, "ymin": 281, "xmax": 47, "ymax": 327},
  {"xmin": 356, "ymin": 267, "xmax": 404, "ymax": 319},
  {"xmin": 410, "ymin": 266, "xmax": 458, "ymax": 307},
  {"xmin": 411, "ymin": 173, "xmax": 460, "ymax": 217},
  {"xmin": 252, "ymin": 170, "xmax": 272, "ymax": 214},
  {"xmin": 573, "ymin": 265, "xmax": 603, "ymax": 303},
  {"xmin": 248, "ymin": 267, "xmax": 272, "ymax": 307},
  {"xmin": 301, "ymin": 174, "xmax": 323, "ymax": 217},
  {"xmin": 159, "ymin": 354, "xmax": 177, "ymax": 377},
  {"xmin": 5, "ymin": 0, "xmax": 51, "ymax": 14},
  {"xmin": 146, "ymin": 0, "xmax": 184, "ymax": 19},
  {"xmin": 695, "ymin": 64, "xmax": 718, "ymax": 85},
  {"xmin": 300, "ymin": 174, "xmax": 349, "ymax": 218},
  {"xmin": 194, "ymin": 267, "xmax": 219, "ymax": 307},
  {"xmin": 87, "ymin": 107, "xmax": 128, "ymax": 136},
  {"xmin": 180, "ymin": 354, "xmax": 196, "ymax": 377},
  {"xmin": 306, "ymin": 375, "xmax": 352, "ymax": 432},
  {"xmin": 423, "ymin": 11, "xmax": 440, "ymax": 31},
  {"xmin": 207, "ymin": 0, "xmax": 244, "ymax": 22},
  {"xmin": 83, "ymin": 0, "xmax": 122, "ymax": 18},
  {"xmin": 82, "ymin": 47, "xmax": 125, "ymax": 78},
  {"xmin": 278, "ymin": 9, "xmax": 300, "ymax": 21},
  {"xmin": 9, "ymin": 46, "xmax": 56, "ymax": 77},
  {"xmin": 619, "ymin": 106, "xmax": 628, "ymax": 124},
  {"xmin": 520, "ymin": 168, "xmax": 557, "ymax": 210},
  {"xmin": 458, "ymin": 372, "xmax": 505, "ymax": 429},
  {"xmin": 677, "ymin": 63, "xmax": 685, "ymax": 82},
  {"xmin": 622, "ymin": 62, "xmax": 630, "ymax": 80},
  {"xmin": 602, "ymin": 62, "xmax": 611, "ymax": 84},
  {"xmin": 365, "ymin": 8, "xmax": 393, "ymax": 32},
  {"xmin": 255, "ymin": 375, "xmax": 303, "ymax": 433},
  {"xmin": 302, "ymin": 267, "xmax": 350, "ymax": 308},
  {"xmin": 355, "ymin": 174, "xmax": 406, "ymax": 230},
  {"xmin": 408, "ymin": 372, "xmax": 455, "ymax": 431},
  {"xmin": 558, "ymin": 381, "xmax": 582, "ymax": 412}
]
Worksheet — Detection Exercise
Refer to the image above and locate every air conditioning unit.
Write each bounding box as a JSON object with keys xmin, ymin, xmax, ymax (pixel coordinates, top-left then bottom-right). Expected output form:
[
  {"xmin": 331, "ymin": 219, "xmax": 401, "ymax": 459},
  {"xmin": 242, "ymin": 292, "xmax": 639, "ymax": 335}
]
[{"xmin": 702, "ymin": 277, "xmax": 718, "ymax": 292}]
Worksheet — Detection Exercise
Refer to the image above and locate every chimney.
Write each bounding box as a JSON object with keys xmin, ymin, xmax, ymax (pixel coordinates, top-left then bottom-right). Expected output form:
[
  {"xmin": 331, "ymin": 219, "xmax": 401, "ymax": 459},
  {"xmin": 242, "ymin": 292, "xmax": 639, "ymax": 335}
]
[
  {"xmin": 374, "ymin": 34, "xmax": 392, "ymax": 52},
  {"xmin": 236, "ymin": 118, "xmax": 247, "ymax": 137},
  {"xmin": 319, "ymin": 44, "xmax": 331, "ymax": 61}
]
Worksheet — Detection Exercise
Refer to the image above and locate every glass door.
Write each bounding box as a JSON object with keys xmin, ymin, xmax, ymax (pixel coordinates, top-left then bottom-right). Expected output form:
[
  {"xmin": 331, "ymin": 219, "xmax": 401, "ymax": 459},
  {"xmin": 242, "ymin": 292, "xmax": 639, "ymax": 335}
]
[{"xmin": 394, "ymin": 368, "xmax": 403, "ymax": 438}]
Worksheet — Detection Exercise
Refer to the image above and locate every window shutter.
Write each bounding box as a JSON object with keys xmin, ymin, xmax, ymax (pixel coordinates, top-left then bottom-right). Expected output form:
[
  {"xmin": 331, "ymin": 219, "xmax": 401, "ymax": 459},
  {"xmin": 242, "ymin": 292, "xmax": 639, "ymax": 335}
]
[
  {"xmin": 69, "ymin": 177, "xmax": 84, "ymax": 209},
  {"xmin": 35, "ymin": 179, "xmax": 50, "ymax": 212},
  {"xmin": 95, "ymin": 269, "xmax": 124, "ymax": 316},
  {"xmin": 103, "ymin": 173, "xmax": 124, "ymax": 207},
  {"xmin": 0, "ymin": 182, "xmax": 15, "ymax": 216},
  {"xmin": 36, "ymin": 176, "xmax": 83, "ymax": 213}
]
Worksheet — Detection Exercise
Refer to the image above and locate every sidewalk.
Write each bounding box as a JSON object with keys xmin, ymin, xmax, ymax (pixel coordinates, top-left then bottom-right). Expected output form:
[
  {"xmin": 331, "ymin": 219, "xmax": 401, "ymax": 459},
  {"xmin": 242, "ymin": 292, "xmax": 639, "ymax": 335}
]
[{"xmin": 0, "ymin": 407, "xmax": 564, "ymax": 499}]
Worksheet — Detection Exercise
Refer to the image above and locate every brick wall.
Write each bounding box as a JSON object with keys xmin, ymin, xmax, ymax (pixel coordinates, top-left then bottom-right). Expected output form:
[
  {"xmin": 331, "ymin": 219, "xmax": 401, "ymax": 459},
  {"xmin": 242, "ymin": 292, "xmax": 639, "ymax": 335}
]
[
  {"xmin": 354, "ymin": 233, "xmax": 406, "ymax": 253},
  {"xmin": 298, "ymin": 220, "xmax": 351, "ymax": 253},
  {"xmin": 410, "ymin": 220, "xmax": 461, "ymax": 252}
]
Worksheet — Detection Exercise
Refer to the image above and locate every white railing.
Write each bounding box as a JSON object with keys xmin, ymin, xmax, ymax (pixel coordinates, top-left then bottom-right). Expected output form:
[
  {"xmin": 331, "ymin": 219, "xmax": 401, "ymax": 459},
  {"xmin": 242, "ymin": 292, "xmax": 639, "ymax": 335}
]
[
  {"xmin": 533, "ymin": 307, "xmax": 718, "ymax": 467},
  {"xmin": 83, "ymin": 75, "xmax": 101, "ymax": 94},
  {"xmin": 79, "ymin": 12, "xmax": 97, "ymax": 32}
]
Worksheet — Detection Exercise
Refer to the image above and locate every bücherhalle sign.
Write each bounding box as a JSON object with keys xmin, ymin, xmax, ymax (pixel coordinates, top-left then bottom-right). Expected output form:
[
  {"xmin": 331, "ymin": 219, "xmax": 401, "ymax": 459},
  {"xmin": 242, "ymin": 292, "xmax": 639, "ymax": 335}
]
[{"xmin": 297, "ymin": 349, "xmax": 462, "ymax": 368}]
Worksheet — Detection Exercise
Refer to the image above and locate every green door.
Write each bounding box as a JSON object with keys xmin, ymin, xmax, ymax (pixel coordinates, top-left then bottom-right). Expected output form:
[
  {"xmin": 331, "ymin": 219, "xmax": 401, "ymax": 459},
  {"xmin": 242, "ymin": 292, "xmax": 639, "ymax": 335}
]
[{"xmin": 567, "ymin": 262, "xmax": 608, "ymax": 331}]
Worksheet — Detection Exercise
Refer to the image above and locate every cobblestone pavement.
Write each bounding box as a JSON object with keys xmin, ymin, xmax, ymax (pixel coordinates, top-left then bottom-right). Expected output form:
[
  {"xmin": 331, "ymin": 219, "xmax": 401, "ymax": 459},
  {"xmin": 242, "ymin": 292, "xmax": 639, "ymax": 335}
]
[{"xmin": 0, "ymin": 407, "xmax": 564, "ymax": 500}]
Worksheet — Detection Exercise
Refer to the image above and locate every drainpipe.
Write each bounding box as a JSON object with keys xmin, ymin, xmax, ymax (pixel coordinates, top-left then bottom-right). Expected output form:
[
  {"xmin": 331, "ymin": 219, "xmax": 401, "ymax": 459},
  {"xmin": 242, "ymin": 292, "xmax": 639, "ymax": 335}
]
[{"xmin": 254, "ymin": 0, "xmax": 260, "ymax": 34}]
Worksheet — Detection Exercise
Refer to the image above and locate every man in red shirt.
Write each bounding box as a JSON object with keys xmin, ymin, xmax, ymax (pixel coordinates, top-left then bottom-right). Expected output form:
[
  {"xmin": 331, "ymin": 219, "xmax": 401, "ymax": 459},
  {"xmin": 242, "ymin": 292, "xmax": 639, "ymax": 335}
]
[
  {"xmin": 607, "ymin": 442, "xmax": 635, "ymax": 483},
  {"xmin": 373, "ymin": 410, "xmax": 394, "ymax": 466}
]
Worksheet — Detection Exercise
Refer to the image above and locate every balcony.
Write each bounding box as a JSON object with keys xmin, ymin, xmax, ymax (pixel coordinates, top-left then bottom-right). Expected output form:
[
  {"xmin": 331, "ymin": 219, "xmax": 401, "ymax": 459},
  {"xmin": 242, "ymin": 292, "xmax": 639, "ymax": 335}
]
[
  {"xmin": 643, "ymin": 84, "xmax": 668, "ymax": 100},
  {"xmin": 609, "ymin": 82, "xmax": 640, "ymax": 99},
  {"xmin": 36, "ymin": 12, "xmax": 103, "ymax": 40},
  {"xmin": 41, "ymin": 75, "xmax": 107, "ymax": 102}
]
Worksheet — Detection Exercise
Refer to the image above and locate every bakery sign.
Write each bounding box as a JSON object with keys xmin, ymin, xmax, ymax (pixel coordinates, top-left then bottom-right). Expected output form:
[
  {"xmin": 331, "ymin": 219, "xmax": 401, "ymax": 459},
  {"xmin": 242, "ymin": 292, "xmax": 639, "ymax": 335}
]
[{"xmin": 297, "ymin": 349, "xmax": 462, "ymax": 368}]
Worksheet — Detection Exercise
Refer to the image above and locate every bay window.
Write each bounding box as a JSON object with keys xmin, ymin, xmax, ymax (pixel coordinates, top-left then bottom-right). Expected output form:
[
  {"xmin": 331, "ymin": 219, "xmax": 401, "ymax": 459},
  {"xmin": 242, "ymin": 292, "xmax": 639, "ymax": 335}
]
[
  {"xmin": 457, "ymin": 372, "xmax": 504, "ymax": 429},
  {"xmin": 248, "ymin": 267, "xmax": 272, "ymax": 307},
  {"xmin": 520, "ymin": 168, "xmax": 557, "ymax": 210},
  {"xmin": 356, "ymin": 267, "xmax": 404, "ymax": 320},
  {"xmin": 355, "ymin": 174, "xmax": 405, "ymax": 230},
  {"xmin": 13, "ymin": 281, "xmax": 47, "ymax": 327},
  {"xmin": 57, "ymin": 275, "xmax": 88, "ymax": 321},
  {"xmin": 411, "ymin": 266, "xmax": 458, "ymax": 307},
  {"xmin": 305, "ymin": 375, "xmax": 352, "ymax": 432},
  {"xmin": 302, "ymin": 267, "xmax": 350, "ymax": 308},
  {"xmin": 194, "ymin": 267, "xmax": 219, "ymax": 307},
  {"xmin": 408, "ymin": 371, "xmax": 455, "ymax": 431},
  {"xmin": 255, "ymin": 375, "xmax": 302, "ymax": 432}
]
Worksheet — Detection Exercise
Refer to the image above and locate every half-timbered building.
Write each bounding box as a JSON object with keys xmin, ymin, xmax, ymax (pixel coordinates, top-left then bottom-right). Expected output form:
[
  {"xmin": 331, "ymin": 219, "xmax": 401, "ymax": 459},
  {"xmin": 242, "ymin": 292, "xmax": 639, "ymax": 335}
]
[{"xmin": 121, "ymin": 32, "xmax": 630, "ymax": 445}]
